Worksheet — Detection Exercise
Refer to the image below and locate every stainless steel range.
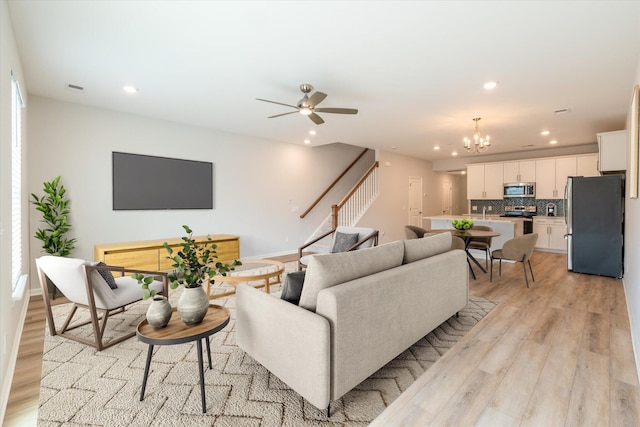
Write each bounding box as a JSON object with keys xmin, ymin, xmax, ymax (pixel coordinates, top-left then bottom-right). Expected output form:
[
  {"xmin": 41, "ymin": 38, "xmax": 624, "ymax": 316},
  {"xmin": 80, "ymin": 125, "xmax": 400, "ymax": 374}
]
[{"xmin": 500, "ymin": 205, "xmax": 536, "ymax": 234}]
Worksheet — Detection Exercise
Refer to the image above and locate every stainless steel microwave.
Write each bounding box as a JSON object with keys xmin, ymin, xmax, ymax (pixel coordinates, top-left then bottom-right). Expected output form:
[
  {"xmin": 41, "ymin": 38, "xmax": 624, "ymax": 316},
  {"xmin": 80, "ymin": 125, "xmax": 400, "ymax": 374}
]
[{"xmin": 503, "ymin": 182, "xmax": 535, "ymax": 198}]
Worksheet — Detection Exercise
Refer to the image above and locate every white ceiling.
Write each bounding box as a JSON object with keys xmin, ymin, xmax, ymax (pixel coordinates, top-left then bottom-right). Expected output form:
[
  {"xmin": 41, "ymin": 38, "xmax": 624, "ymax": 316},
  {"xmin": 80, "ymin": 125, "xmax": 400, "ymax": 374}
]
[{"xmin": 7, "ymin": 1, "xmax": 640, "ymax": 162}]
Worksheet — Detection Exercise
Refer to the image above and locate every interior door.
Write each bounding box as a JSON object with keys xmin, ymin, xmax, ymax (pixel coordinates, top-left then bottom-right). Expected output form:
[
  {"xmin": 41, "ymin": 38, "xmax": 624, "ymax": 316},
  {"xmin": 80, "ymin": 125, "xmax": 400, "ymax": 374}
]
[
  {"xmin": 409, "ymin": 177, "xmax": 423, "ymax": 226},
  {"xmin": 442, "ymin": 181, "xmax": 452, "ymax": 215}
]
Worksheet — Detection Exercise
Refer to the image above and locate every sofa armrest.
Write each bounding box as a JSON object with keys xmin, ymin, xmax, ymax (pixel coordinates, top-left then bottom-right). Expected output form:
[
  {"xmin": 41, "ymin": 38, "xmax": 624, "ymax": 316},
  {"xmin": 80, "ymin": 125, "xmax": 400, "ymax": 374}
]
[{"xmin": 236, "ymin": 283, "xmax": 331, "ymax": 410}]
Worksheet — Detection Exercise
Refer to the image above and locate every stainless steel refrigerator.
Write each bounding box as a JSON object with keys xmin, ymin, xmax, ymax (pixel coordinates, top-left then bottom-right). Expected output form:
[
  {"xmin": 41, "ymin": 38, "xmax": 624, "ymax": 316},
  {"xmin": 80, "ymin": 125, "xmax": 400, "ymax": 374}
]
[{"xmin": 566, "ymin": 175, "xmax": 624, "ymax": 278}]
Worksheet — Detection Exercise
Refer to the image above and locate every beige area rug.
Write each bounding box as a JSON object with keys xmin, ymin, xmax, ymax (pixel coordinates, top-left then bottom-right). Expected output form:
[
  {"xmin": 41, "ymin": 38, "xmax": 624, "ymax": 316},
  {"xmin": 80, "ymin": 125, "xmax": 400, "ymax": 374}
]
[{"xmin": 38, "ymin": 263, "xmax": 496, "ymax": 427}]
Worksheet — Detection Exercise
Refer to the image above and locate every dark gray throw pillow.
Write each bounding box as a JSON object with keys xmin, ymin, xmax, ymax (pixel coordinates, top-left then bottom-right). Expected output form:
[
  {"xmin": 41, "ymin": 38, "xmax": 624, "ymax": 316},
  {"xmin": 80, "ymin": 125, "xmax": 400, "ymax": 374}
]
[
  {"xmin": 280, "ymin": 270, "xmax": 306, "ymax": 305},
  {"xmin": 331, "ymin": 232, "xmax": 359, "ymax": 253},
  {"xmin": 96, "ymin": 261, "xmax": 118, "ymax": 290}
]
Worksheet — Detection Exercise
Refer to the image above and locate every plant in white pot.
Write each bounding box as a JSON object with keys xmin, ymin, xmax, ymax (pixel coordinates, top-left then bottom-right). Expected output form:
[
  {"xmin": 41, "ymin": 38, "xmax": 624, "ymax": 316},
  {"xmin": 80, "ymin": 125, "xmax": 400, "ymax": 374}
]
[
  {"xmin": 164, "ymin": 225, "xmax": 241, "ymax": 325},
  {"xmin": 132, "ymin": 273, "xmax": 172, "ymax": 329}
]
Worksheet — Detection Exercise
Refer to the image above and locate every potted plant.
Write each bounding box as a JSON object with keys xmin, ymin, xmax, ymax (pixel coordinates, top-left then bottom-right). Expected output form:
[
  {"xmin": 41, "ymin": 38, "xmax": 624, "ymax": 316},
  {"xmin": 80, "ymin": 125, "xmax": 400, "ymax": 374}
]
[
  {"xmin": 31, "ymin": 176, "xmax": 77, "ymax": 298},
  {"xmin": 132, "ymin": 273, "xmax": 173, "ymax": 329},
  {"xmin": 31, "ymin": 176, "xmax": 77, "ymax": 256},
  {"xmin": 164, "ymin": 225, "xmax": 241, "ymax": 325}
]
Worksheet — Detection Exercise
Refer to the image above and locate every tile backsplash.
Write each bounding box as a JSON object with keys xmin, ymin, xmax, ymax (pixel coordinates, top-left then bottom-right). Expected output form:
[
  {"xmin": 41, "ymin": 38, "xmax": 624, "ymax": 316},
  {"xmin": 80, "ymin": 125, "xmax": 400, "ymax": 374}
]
[{"xmin": 470, "ymin": 198, "xmax": 565, "ymax": 216}]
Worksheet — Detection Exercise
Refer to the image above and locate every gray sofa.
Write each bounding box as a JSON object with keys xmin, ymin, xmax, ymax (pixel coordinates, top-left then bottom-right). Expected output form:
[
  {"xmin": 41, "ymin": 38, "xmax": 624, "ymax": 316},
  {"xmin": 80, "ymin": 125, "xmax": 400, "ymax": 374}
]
[{"xmin": 236, "ymin": 232, "xmax": 468, "ymax": 412}]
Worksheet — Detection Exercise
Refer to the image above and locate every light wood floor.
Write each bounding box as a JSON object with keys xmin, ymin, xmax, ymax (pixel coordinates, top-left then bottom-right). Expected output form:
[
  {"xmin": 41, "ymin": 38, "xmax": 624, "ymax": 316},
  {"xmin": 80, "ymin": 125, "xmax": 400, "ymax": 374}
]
[{"xmin": 4, "ymin": 251, "xmax": 640, "ymax": 426}]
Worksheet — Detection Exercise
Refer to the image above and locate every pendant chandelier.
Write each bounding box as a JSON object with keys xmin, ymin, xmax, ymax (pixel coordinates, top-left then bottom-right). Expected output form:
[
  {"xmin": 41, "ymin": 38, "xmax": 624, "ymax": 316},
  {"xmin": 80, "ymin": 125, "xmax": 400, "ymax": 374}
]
[{"xmin": 463, "ymin": 117, "xmax": 491, "ymax": 153}]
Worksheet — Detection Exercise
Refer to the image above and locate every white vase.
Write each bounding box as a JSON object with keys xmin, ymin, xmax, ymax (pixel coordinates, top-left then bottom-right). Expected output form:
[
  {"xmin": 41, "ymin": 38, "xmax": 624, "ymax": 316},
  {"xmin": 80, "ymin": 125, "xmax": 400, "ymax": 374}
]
[
  {"xmin": 177, "ymin": 286, "xmax": 209, "ymax": 325},
  {"xmin": 146, "ymin": 295, "xmax": 172, "ymax": 329}
]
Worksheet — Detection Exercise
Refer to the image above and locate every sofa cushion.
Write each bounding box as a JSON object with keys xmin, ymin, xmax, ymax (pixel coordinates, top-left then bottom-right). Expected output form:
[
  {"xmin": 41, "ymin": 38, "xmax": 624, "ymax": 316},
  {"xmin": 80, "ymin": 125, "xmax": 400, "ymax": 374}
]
[
  {"xmin": 402, "ymin": 232, "xmax": 452, "ymax": 264},
  {"xmin": 299, "ymin": 240, "xmax": 404, "ymax": 312},
  {"xmin": 280, "ymin": 270, "xmax": 306, "ymax": 305},
  {"xmin": 331, "ymin": 232, "xmax": 359, "ymax": 253}
]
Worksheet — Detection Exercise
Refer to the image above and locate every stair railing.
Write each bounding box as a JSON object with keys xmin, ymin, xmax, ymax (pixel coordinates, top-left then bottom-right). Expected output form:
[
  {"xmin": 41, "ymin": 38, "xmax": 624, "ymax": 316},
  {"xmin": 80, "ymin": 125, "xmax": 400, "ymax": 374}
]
[
  {"xmin": 300, "ymin": 148, "xmax": 370, "ymax": 219},
  {"xmin": 331, "ymin": 161, "xmax": 379, "ymax": 228}
]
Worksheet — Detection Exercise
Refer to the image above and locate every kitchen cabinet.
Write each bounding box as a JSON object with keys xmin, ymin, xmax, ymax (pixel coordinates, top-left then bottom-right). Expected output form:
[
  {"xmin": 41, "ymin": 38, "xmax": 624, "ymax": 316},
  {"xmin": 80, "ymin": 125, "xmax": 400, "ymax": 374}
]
[
  {"xmin": 467, "ymin": 163, "xmax": 503, "ymax": 199},
  {"xmin": 597, "ymin": 130, "xmax": 627, "ymax": 172},
  {"xmin": 576, "ymin": 154, "xmax": 599, "ymax": 177},
  {"xmin": 535, "ymin": 157, "xmax": 576, "ymax": 199},
  {"xmin": 533, "ymin": 217, "xmax": 567, "ymax": 252},
  {"xmin": 503, "ymin": 160, "xmax": 536, "ymax": 183}
]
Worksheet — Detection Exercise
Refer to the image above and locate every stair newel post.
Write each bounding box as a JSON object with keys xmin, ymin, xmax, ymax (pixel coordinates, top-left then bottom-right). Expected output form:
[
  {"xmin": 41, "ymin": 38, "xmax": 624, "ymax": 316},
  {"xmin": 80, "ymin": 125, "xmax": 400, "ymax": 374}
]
[{"xmin": 331, "ymin": 204, "xmax": 339, "ymax": 229}]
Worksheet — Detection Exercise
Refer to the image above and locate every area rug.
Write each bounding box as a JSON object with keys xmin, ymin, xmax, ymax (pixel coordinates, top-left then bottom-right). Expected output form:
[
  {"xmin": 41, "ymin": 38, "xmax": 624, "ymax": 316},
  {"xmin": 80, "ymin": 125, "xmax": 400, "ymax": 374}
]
[{"xmin": 37, "ymin": 270, "xmax": 496, "ymax": 427}]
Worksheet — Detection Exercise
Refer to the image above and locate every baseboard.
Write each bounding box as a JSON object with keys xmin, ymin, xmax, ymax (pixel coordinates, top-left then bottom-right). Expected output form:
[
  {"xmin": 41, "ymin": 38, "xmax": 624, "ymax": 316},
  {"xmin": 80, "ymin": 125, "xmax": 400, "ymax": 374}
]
[
  {"xmin": 622, "ymin": 277, "xmax": 640, "ymax": 385},
  {"xmin": 0, "ymin": 288, "xmax": 31, "ymax": 424}
]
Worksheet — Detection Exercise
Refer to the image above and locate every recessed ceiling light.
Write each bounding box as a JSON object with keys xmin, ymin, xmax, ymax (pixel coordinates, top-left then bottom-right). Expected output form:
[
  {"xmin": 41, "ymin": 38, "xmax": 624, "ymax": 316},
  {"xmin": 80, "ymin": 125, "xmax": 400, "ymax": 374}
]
[
  {"xmin": 391, "ymin": 146, "xmax": 397, "ymax": 150},
  {"xmin": 309, "ymin": 130, "xmax": 317, "ymax": 136},
  {"xmin": 541, "ymin": 130, "xmax": 550, "ymax": 136},
  {"xmin": 452, "ymin": 151, "xmax": 458, "ymax": 156},
  {"xmin": 550, "ymin": 140, "xmax": 558, "ymax": 145},
  {"xmin": 434, "ymin": 146, "xmax": 440, "ymax": 150},
  {"xmin": 304, "ymin": 139, "xmax": 311, "ymax": 144},
  {"xmin": 123, "ymin": 85, "xmax": 138, "ymax": 94},
  {"xmin": 483, "ymin": 81, "xmax": 498, "ymax": 90}
]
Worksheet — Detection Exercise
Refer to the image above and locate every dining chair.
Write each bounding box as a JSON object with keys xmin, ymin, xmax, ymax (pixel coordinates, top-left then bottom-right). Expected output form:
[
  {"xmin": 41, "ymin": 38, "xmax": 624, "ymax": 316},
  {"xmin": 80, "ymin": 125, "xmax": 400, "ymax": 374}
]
[
  {"xmin": 404, "ymin": 225, "xmax": 430, "ymax": 239},
  {"xmin": 36, "ymin": 255, "xmax": 168, "ymax": 350},
  {"xmin": 490, "ymin": 233, "xmax": 538, "ymax": 288},
  {"xmin": 467, "ymin": 225, "xmax": 493, "ymax": 268}
]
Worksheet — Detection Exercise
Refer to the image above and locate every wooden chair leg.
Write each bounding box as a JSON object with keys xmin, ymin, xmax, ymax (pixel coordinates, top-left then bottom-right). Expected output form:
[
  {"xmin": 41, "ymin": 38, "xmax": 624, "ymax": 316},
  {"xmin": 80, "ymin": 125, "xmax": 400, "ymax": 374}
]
[{"xmin": 522, "ymin": 262, "xmax": 530, "ymax": 288}]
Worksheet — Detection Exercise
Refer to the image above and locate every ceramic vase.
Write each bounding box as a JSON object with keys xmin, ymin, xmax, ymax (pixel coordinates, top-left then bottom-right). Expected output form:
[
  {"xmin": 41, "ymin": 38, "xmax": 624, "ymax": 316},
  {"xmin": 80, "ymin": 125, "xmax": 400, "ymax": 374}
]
[
  {"xmin": 177, "ymin": 286, "xmax": 209, "ymax": 325},
  {"xmin": 146, "ymin": 295, "xmax": 172, "ymax": 329}
]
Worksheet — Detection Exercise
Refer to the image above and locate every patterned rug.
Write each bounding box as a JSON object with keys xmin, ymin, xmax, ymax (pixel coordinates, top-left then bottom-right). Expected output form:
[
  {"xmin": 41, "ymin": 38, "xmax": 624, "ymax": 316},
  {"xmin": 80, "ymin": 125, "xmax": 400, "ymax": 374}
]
[{"xmin": 37, "ymin": 266, "xmax": 496, "ymax": 426}]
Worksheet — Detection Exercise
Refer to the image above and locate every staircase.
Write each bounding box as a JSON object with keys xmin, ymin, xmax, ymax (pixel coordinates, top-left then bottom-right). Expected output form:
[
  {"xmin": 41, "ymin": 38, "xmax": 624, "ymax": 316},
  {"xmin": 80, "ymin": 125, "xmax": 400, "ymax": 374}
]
[{"xmin": 303, "ymin": 153, "xmax": 380, "ymax": 252}]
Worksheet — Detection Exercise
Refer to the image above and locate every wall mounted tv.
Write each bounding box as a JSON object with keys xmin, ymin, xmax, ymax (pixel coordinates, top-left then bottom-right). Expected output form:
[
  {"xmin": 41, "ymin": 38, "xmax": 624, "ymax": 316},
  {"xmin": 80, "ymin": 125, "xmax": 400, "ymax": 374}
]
[{"xmin": 112, "ymin": 152, "xmax": 213, "ymax": 210}]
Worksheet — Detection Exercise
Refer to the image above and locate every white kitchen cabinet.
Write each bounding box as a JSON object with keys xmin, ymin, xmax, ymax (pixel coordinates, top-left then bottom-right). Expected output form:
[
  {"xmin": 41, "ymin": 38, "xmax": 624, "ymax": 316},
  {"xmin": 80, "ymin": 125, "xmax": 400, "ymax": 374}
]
[
  {"xmin": 533, "ymin": 217, "xmax": 567, "ymax": 252},
  {"xmin": 535, "ymin": 157, "xmax": 576, "ymax": 199},
  {"xmin": 576, "ymin": 154, "xmax": 599, "ymax": 177},
  {"xmin": 597, "ymin": 130, "xmax": 627, "ymax": 172},
  {"xmin": 467, "ymin": 163, "xmax": 503, "ymax": 199},
  {"xmin": 503, "ymin": 160, "xmax": 536, "ymax": 183}
]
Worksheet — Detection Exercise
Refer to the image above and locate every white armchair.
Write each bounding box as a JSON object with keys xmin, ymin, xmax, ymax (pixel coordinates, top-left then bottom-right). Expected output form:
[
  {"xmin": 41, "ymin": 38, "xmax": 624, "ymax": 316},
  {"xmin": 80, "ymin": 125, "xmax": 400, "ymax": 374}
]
[
  {"xmin": 298, "ymin": 226, "xmax": 379, "ymax": 270},
  {"xmin": 36, "ymin": 256, "xmax": 168, "ymax": 350}
]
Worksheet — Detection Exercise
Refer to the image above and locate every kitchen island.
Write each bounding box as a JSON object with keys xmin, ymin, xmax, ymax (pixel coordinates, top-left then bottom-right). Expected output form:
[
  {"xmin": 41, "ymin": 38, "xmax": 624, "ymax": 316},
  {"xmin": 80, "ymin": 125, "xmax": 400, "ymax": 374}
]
[{"xmin": 424, "ymin": 216, "xmax": 515, "ymax": 252}]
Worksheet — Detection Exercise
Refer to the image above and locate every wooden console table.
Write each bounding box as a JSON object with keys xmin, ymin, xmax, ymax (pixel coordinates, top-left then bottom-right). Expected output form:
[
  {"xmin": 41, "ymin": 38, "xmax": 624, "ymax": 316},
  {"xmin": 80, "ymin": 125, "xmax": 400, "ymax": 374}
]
[{"xmin": 94, "ymin": 234, "xmax": 240, "ymax": 273}]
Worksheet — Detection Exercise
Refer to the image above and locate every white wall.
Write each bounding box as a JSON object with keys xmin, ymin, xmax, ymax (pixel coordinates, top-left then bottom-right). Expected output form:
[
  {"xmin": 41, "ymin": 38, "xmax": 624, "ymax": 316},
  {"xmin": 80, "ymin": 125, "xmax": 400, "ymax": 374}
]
[
  {"xmin": 359, "ymin": 150, "xmax": 461, "ymax": 243},
  {"xmin": 0, "ymin": 0, "xmax": 30, "ymax": 419},
  {"xmin": 623, "ymin": 53, "xmax": 640, "ymax": 375},
  {"xmin": 27, "ymin": 97, "xmax": 374, "ymax": 285}
]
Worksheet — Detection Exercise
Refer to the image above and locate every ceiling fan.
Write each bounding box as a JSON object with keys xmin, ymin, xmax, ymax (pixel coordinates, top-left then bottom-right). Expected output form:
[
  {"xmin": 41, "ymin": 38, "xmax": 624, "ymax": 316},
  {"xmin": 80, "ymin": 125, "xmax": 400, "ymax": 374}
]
[{"xmin": 257, "ymin": 84, "xmax": 358, "ymax": 125}]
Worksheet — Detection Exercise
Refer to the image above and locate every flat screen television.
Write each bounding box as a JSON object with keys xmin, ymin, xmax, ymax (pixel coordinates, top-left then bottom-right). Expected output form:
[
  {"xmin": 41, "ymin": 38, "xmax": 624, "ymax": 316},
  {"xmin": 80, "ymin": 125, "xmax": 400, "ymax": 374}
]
[{"xmin": 112, "ymin": 152, "xmax": 213, "ymax": 210}]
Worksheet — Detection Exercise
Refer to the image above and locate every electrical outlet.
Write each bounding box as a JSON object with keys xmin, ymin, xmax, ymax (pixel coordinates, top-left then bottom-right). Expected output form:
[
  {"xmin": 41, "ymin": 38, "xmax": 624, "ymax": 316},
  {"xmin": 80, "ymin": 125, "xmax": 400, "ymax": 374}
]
[{"xmin": 290, "ymin": 206, "xmax": 300, "ymax": 212}]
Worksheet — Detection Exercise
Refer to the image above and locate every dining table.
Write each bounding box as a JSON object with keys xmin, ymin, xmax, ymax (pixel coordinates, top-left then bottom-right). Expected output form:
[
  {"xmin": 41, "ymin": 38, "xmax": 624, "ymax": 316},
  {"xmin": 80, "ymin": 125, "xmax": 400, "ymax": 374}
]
[{"xmin": 429, "ymin": 229, "xmax": 502, "ymax": 279}]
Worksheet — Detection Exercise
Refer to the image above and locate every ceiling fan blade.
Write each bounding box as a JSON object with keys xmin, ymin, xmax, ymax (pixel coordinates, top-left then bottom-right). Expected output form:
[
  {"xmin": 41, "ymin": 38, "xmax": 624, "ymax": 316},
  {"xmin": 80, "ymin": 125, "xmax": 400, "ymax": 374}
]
[
  {"xmin": 308, "ymin": 113, "xmax": 325, "ymax": 125},
  {"xmin": 268, "ymin": 111, "xmax": 298, "ymax": 119},
  {"xmin": 307, "ymin": 91, "xmax": 327, "ymax": 108},
  {"xmin": 314, "ymin": 107, "xmax": 358, "ymax": 115},
  {"xmin": 256, "ymin": 98, "xmax": 298, "ymax": 109}
]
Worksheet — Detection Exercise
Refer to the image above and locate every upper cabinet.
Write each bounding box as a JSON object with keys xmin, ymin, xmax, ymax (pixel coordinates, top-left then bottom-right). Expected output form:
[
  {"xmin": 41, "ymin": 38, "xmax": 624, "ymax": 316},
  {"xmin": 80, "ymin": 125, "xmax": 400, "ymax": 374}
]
[
  {"xmin": 535, "ymin": 157, "xmax": 576, "ymax": 199},
  {"xmin": 576, "ymin": 154, "xmax": 599, "ymax": 177},
  {"xmin": 597, "ymin": 130, "xmax": 627, "ymax": 172},
  {"xmin": 503, "ymin": 160, "xmax": 536, "ymax": 183},
  {"xmin": 467, "ymin": 163, "xmax": 503, "ymax": 199}
]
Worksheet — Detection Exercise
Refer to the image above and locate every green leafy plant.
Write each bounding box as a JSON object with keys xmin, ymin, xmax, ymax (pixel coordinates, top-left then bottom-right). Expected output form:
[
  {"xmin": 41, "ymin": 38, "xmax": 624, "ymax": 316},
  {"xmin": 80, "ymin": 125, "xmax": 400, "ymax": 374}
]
[
  {"xmin": 132, "ymin": 273, "xmax": 158, "ymax": 300},
  {"xmin": 451, "ymin": 218, "xmax": 474, "ymax": 230},
  {"xmin": 164, "ymin": 225, "xmax": 242, "ymax": 290},
  {"xmin": 30, "ymin": 176, "xmax": 77, "ymax": 256}
]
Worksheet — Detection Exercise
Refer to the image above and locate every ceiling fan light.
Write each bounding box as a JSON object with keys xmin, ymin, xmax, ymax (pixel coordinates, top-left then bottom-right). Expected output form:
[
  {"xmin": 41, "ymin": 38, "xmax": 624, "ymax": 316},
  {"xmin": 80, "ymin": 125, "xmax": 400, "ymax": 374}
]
[{"xmin": 299, "ymin": 108, "xmax": 313, "ymax": 116}]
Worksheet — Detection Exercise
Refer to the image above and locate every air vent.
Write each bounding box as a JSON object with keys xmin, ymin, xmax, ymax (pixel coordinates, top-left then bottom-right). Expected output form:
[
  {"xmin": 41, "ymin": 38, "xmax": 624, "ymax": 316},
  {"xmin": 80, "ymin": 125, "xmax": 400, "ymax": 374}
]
[
  {"xmin": 554, "ymin": 108, "xmax": 570, "ymax": 114},
  {"xmin": 65, "ymin": 83, "xmax": 85, "ymax": 92}
]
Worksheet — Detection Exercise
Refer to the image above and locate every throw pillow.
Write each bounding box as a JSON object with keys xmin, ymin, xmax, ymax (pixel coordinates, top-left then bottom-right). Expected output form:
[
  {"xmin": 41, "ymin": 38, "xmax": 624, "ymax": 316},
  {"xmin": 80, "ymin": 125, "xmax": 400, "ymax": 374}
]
[
  {"xmin": 280, "ymin": 270, "xmax": 306, "ymax": 305},
  {"xmin": 402, "ymin": 232, "xmax": 452, "ymax": 264},
  {"xmin": 96, "ymin": 261, "xmax": 118, "ymax": 289},
  {"xmin": 331, "ymin": 232, "xmax": 359, "ymax": 253}
]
